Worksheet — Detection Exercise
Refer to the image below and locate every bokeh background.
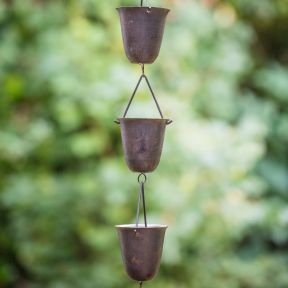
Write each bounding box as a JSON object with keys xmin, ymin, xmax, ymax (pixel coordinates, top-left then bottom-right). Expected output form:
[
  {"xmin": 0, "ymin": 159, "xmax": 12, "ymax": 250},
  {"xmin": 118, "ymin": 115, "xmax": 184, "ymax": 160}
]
[{"xmin": 1, "ymin": 0, "xmax": 288, "ymax": 287}]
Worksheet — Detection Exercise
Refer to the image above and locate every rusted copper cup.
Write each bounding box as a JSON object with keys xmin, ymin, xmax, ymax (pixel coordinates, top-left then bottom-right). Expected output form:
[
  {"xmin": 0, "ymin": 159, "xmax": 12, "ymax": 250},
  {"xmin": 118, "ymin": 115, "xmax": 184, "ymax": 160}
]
[
  {"xmin": 118, "ymin": 118, "xmax": 169, "ymax": 173},
  {"xmin": 117, "ymin": 7, "xmax": 170, "ymax": 64},
  {"xmin": 116, "ymin": 224, "xmax": 167, "ymax": 282}
]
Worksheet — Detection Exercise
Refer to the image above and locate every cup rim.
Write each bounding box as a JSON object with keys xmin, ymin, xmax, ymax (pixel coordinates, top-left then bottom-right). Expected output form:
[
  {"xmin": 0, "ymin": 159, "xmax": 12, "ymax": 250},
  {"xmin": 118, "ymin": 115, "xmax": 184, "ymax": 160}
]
[
  {"xmin": 117, "ymin": 117, "xmax": 169, "ymax": 122},
  {"xmin": 115, "ymin": 117, "xmax": 172, "ymax": 125},
  {"xmin": 116, "ymin": 7, "xmax": 170, "ymax": 13},
  {"xmin": 115, "ymin": 224, "xmax": 168, "ymax": 229}
]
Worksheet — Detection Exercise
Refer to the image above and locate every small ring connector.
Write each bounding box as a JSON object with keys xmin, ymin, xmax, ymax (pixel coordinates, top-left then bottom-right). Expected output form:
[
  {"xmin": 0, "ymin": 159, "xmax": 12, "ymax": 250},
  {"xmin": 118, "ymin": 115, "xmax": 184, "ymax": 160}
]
[{"xmin": 137, "ymin": 173, "xmax": 147, "ymax": 184}]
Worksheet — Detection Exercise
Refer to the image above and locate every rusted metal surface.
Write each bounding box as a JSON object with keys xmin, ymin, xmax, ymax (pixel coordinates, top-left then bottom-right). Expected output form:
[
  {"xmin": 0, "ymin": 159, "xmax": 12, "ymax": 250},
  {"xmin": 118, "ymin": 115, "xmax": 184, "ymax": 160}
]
[
  {"xmin": 117, "ymin": 7, "xmax": 170, "ymax": 64},
  {"xmin": 116, "ymin": 224, "xmax": 167, "ymax": 282},
  {"xmin": 118, "ymin": 118, "xmax": 168, "ymax": 173}
]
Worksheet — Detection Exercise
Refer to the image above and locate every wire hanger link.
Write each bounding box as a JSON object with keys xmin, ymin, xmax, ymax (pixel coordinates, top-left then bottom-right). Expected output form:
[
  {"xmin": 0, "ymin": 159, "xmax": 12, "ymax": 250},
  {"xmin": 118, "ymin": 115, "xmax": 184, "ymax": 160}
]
[
  {"xmin": 115, "ymin": 65, "xmax": 172, "ymax": 124},
  {"xmin": 122, "ymin": 64, "xmax": 163, "ymax": 119}
]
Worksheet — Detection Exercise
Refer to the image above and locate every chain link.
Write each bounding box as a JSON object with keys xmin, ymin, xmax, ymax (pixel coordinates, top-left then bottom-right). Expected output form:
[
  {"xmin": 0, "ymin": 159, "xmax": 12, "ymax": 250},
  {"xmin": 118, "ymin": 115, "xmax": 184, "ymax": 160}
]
[
  {"xmin": 122, "ymin": 65, "xmax": 164, "ymax": 119},
  {"xmin": 136, "ymin": 173, "xmax": 147, "ymax": 228},
  {"xmin": 137, "ymin": 173, "xmax": 147, "ymax": 183}
]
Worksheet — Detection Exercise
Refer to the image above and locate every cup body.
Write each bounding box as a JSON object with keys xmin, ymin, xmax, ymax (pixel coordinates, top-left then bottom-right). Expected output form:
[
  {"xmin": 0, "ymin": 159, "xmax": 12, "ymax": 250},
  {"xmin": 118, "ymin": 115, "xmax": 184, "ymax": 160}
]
[
  {"xmin": 116, "ymin": 224, "xmax": 167, "ymax": 281},
  {"xmin": 118, "ymin": 118, "xmax": 167, "ymax": 173},
  {"xmin": 117, "ymin": 7, "xmax": 169, "ymax": 64}
]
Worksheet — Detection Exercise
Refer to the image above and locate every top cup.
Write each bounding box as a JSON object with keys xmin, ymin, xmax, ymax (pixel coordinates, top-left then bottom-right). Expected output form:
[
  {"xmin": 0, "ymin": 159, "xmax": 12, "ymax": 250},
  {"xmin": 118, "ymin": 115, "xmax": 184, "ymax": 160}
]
[{"xmin": 117, "ymin": 7, "xmax": 170, "ymax": 64}]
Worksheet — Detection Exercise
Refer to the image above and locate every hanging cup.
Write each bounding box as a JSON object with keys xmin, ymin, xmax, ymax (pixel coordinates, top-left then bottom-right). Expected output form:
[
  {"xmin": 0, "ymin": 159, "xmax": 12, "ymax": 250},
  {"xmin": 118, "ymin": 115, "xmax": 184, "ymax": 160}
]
[
  {"xmin": 118, "ymin": 118, "xmax": 169, "ymax": 173},
  {"xmin": 117, "ymin": 7, "xmax": 170, "ymax": 64},
  {"xmin": 116, "ymin": 224, "xmax": 167, "ymax": 282}
]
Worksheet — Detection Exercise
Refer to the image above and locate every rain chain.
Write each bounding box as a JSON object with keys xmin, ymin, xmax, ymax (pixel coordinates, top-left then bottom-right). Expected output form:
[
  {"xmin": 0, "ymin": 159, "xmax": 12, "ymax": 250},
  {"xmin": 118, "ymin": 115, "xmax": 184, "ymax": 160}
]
[{"xmin": 115, "ymin": 1, "xmax": 171, "ymax": 287}]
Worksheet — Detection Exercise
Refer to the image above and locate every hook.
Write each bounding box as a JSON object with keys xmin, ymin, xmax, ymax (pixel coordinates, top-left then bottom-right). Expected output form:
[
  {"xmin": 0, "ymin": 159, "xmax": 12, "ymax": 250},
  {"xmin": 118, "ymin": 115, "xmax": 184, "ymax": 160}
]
[{"xmin": 166, "ymin": 119, "xmax": 173, "ymax": 125}]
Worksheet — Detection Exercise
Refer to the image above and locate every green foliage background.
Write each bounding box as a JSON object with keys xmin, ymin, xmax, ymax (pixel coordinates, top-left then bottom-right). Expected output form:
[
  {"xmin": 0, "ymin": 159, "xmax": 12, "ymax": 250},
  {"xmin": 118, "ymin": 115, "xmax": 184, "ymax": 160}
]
[{"xmin": 0, "ymin": 0, "xmax": 288, "ymax": 287}]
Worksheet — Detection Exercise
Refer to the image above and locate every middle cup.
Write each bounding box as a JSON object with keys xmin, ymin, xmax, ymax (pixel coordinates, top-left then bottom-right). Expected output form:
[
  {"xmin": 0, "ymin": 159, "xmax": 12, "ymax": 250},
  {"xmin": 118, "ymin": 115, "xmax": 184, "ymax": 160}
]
[{"xmin": 118, "ymin": 118, "xmax": 168, "ymax": 173}]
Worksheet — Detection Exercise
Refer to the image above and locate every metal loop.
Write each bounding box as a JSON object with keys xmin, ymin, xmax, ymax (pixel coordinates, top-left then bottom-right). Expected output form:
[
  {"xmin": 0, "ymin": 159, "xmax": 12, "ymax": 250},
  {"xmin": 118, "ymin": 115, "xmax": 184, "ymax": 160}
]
[
  {"xmin": 166, "ymin": 119, "xmax": 173, "ymax": 125},
  {"xmin": 137, "ymin": 173, "xmax": 147, "ymax": 184}
]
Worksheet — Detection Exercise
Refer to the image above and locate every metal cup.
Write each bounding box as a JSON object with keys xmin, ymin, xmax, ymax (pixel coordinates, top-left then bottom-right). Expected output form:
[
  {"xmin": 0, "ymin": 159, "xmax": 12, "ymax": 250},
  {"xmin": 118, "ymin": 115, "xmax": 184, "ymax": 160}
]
[
  {"xmin": 118, "ymin": 118, "xmax": 168, "ymax": 173},
  {"xmin": 117, "ymin": 7, "xmax": 170, "ymax": 64},
  {"xmin": 116, "ymin": 224, "xmax": 167, "ymax": 282}
]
